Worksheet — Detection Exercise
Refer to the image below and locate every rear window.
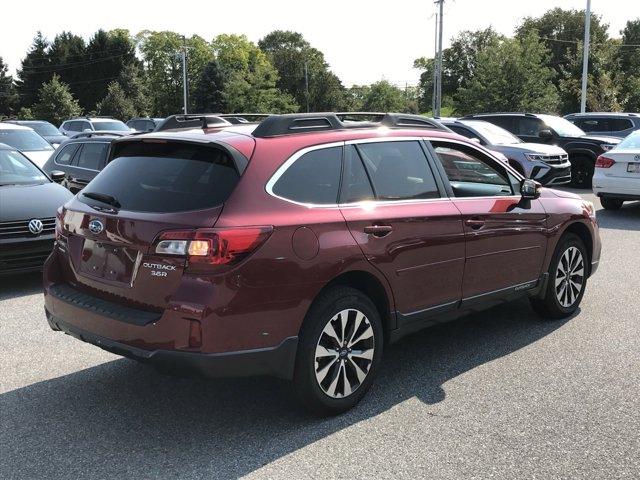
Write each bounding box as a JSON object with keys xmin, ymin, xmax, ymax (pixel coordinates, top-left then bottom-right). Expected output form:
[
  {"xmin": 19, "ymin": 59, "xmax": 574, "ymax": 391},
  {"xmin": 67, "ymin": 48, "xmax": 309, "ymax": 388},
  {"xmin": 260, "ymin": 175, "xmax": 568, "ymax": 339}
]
[
  {"xmin": 78, "ymin": 142, "xmax": 240, "ymax": 213},
  {"xmin": 0, "ymin": 129, "xmax": 54, "ymax": 152},
  {"xmin": 91, "ymin": 120, "xmax": 130, "ymax": 132}
]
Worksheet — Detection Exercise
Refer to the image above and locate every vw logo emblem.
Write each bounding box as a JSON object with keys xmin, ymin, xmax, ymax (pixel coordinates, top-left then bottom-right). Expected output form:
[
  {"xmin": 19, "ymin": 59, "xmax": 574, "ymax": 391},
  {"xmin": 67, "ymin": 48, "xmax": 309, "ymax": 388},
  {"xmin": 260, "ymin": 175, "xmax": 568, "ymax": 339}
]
[
  {"xmin": 88, "ymin": 219, "xmax": 104, "ymax": 235},
  {"xmin": 28, "ymin": 218, "xmax": 43, "ymax": 235}
]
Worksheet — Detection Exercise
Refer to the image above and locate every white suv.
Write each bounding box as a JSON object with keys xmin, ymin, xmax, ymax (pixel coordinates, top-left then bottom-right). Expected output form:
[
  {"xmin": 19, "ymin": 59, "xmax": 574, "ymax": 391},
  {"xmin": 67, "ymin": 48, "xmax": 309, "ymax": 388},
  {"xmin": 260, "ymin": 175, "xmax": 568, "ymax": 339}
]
[
  {"xmin": 593, "ymin": 130, "xmax": 640, "ymax": 210},
  {"xmin": 59, "ymin": 118, "xmax": 132, "ymax": 137}
]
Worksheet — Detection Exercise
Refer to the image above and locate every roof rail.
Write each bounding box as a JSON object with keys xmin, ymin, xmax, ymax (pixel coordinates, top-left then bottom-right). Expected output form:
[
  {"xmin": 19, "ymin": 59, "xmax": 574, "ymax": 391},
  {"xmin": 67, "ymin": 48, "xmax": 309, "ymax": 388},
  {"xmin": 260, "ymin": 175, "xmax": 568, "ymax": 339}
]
[
  {"xmin": 154, "ymin": 114, "xmax": 232, "ymax": 132},
  {"xmin": 252, "ymin": 112, "xmax": 451, "ymax": 138},
  {"xmin": 71, "ymin": 131, "xmax": 128, "ymax": 139}
]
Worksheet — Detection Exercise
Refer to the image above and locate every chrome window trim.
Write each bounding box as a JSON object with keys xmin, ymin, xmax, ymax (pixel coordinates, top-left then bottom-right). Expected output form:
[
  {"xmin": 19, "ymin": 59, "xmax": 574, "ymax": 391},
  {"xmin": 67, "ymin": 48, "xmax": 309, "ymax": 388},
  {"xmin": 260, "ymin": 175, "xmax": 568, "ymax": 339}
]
[
  {"xmin": 265, "ymin": 141, "xmax": 345, "ymax": 209},
  {"xmin": 264, "ymin": 136, "xmax": 527, "ymax": 209}
]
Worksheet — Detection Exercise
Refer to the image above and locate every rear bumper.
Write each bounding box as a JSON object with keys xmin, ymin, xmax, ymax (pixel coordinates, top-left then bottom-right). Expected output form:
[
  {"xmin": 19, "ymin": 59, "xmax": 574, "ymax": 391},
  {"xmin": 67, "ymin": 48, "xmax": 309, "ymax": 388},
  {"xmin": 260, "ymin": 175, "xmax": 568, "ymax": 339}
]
[
  {"xmin": 46, "ymin": 310, "xmax": 298, "ymax": 379},
  {"xmin": 592, "ymin": 174, "xmax": 640, "ymax": 198}
]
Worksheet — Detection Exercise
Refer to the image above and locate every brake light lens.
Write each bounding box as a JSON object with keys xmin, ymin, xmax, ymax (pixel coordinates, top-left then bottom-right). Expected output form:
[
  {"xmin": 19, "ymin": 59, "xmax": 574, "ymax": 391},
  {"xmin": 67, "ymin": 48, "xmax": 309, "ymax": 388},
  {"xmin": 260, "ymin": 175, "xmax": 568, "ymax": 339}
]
[
  {"xmin": 595, "ymin": 155, "xmax": 615, "ymax": 168},
  {"xmin": 154, "ymin": 226, "xmax": 273, "ymax": 268}
]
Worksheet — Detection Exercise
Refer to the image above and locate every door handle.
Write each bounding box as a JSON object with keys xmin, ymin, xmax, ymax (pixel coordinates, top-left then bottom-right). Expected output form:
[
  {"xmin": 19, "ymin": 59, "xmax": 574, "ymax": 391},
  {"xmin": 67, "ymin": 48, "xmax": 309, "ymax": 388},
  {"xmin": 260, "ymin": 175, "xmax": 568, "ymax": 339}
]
[
  {"xmin": 465, "ymin": 218, "xmax": 485, "ymax": 230},
  {"xmin": 364, "ymin": 225, "xmax": 393, "ymax": 237}
]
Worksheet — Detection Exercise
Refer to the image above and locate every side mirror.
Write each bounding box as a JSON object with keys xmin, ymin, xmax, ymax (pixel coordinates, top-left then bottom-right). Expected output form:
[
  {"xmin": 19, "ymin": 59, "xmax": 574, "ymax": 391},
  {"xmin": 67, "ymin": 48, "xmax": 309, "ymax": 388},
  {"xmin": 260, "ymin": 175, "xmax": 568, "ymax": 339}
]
[
  {"xmin": 538, "ymin": 129, "xmax": 553, "ymax": 140},
  {"xmin": 83, "ymin": 128, "xmax": 92, "ymax": 133},
  {"xmin": 521, "ymin": 178, "xmax": 541, "ymax": 200},
  {"xmin": 49, "ymin": 170, "xmax": 66, "ymax": 183}
]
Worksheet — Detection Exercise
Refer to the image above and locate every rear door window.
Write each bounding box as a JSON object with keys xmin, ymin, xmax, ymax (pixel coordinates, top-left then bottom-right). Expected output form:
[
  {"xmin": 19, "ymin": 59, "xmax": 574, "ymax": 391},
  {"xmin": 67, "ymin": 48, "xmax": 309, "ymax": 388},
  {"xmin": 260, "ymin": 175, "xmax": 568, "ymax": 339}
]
[
  {"xmin": 79, "ymin": 142, "xmax": 241, "ymax": 213},
  {"xmin": 271, "ymin": 146, "xmax": 342, "ymax": 204},
  {"xmin": 357, "ymin": 141, "xmax": 439, "ymax": 200},
  {"xmin": 55, "ymin": 143, "xmax": 79, "ymax": 165},
  {"xmin": 75, "ymin": 142, "xmax": 108, "ymax": 170}
]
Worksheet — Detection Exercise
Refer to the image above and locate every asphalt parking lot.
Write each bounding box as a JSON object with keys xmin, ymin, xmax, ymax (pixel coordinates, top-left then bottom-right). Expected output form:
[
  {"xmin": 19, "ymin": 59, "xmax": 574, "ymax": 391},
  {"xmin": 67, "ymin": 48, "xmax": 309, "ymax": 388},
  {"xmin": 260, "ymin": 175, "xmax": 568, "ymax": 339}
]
[{"xmin": 1, "ymin": 190, "xmax": 639, "ymax": 480}]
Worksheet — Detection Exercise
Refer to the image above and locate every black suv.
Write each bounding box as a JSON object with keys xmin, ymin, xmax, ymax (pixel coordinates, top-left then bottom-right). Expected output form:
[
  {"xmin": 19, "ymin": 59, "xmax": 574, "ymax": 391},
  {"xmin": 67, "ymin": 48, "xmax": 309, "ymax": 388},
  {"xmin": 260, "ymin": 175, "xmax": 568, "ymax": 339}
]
[
  {"xmin": 463, "ymin": 113, "xmax": 621, "ymax": 187},
  {"xmin": 41, "ymin": 133, "xmax": 122, "ymax": 193}
]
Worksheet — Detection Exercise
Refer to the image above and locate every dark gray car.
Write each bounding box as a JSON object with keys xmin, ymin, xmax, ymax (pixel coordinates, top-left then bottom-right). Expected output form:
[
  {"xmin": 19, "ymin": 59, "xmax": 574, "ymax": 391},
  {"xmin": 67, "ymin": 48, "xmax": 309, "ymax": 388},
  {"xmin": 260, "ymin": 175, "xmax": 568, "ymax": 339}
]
[
  {"xmin": 564, "ymin": 112, "xmax": 640, "ymax": 139},
  {"xmin": 441, "ymin": 119, "xmax": 571, "ymax": 186}
]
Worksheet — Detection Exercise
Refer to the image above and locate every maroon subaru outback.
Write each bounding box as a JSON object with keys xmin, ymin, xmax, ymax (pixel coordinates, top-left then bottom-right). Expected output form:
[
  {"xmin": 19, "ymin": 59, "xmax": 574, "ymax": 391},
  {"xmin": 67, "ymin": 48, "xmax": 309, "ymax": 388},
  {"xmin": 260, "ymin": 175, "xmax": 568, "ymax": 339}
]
[{"xmin": 44, "ymin": 113, "xmax": 601, "ymax": 414}]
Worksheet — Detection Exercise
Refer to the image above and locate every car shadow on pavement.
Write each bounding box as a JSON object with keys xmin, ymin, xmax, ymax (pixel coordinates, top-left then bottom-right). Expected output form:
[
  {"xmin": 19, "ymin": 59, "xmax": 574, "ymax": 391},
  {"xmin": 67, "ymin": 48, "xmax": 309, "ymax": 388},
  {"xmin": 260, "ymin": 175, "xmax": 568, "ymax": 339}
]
[
  {"xmin": 0, "ymin": 272, "xmax": 44, "ymax": 300},
  {"xmin": 595, "ymin": 201, "xmax": 640, "ymax": 231},
  {"xmin": 0, "ymin": 298, "xmax": 572, "ymax": 479}
]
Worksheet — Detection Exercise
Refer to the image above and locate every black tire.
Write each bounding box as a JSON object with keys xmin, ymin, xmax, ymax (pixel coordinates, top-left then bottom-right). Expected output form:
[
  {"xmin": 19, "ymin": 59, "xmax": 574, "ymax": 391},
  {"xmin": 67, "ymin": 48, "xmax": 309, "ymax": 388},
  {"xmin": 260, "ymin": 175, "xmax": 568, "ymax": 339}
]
[
  {"xmin": 601, "ymin": 197, "xmax": 623, "ymax": 210},
  {"xmin": 570, "ymin": 156, "xmax": 594, "ymax": 188},
  {"xmin": 293, "ymin": 286, "xmax": 384, "ymax": 415},
  {"xmin": 530, "ymin": 233, "xmax": 588, "ymax": 320}
]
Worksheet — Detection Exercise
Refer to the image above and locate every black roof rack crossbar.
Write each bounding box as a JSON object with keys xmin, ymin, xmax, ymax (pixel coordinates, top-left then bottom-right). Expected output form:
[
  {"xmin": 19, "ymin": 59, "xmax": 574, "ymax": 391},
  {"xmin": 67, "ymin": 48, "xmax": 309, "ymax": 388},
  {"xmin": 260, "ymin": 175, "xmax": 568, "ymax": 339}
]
[
  {"xmin": 154, "ymin": 114, "xmax": 232, "ymax": 132},
  {"xmin": 253, "ymin": 112, "xmax": 451, "ymax": 138}
]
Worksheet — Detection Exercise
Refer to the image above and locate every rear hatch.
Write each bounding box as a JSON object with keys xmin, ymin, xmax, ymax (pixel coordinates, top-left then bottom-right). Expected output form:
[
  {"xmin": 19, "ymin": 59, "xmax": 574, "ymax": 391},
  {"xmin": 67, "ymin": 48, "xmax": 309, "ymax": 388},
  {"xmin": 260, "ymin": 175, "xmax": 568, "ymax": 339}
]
[{"xmin": 57, "ymin": 138, "xmax": 248, "ymax": 310}]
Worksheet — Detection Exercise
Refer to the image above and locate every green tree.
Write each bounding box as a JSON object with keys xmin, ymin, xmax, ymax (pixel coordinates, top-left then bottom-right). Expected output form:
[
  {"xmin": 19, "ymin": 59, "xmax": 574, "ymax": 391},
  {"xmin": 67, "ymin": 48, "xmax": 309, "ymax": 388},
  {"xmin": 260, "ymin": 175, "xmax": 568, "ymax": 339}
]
[
  {"xmin": 516, "ymin": 8, "xmax": 611, "ymax": 112},
  {"xmin": 615, "ymin": 19, "xmax": 640, "ymax": 111},
  {"xmin": 137, "ymin": 31, "xmax": 214, "ymax": 115},
  {"xmin": 15, "ymin": 32, "xmax": 51, "ymax": 109},
  {"xmin": 117, "ymin": 62, "xmax": 150, "ymax": 116},
  {"xmin": 414, "ymin": 28, "xmax": 502, "ymax": 114},
  {"xmin": 192, "ymin": 60, "xmax": 226, "ymax": 112},
  {"xmin": 362, "ymin": 80, "xmax": 408, "ymax": 112},
  {"xmin": 212, "ymin": 34, "xmax": 297, "ymax": 113},
  {"xmin": 454, "ymin": 34, "xmax": 559, "ymax": 114},
  {"xmin": 0, "ymin": 57, "xmax": 18, "ymax": 117},
  {"xmin": 96, "ymin": 81, "xmax": 136, "ymax": 120},
  {"xmin": 47, "ymin": 32, "xmax": 87, "ymax": 103},
  {"xmin": 32, "ymin": 74, "xmax": 81, "ymax": 125},
  {"xmin": 259, "ymin": 30, "xmax": 347, "ymax": 111},
  {"xmin": 80, "ymin": 29, "xmax": 139, "ymax": 111}
]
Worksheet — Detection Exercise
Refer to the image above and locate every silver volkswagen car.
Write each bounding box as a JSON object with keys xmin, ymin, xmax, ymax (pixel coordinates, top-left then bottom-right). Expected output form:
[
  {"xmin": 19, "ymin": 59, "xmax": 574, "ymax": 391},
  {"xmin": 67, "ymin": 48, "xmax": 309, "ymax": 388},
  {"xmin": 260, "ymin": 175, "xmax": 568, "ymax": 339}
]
[{"xmin": 441, "ymin": 118, "xmax": 572, "ymax": 185}]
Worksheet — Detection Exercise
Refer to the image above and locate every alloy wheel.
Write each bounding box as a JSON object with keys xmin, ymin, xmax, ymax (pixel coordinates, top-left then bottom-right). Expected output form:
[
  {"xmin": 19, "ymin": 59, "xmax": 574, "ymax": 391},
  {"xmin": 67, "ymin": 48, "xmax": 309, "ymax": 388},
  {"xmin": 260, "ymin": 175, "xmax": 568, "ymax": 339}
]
[
  {"xmin": 555, "ymin": 246, "xmax": 585, "ymax": 308},
  {"xmin": 314, "ymin": 309, "xmax": 375, "ymax": 398}
]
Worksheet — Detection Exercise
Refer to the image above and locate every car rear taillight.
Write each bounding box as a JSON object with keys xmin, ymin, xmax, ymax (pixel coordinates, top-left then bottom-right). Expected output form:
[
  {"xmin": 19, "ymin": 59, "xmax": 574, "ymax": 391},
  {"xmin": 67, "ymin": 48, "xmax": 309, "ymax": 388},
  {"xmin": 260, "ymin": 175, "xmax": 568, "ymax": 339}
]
[
  {"xmin": 595, "ymin": 155, "xmax": 615, "ymax": 168},
  {"xmin": 154, "ymin": 226, "xmax": 273, "ymax": 269}
]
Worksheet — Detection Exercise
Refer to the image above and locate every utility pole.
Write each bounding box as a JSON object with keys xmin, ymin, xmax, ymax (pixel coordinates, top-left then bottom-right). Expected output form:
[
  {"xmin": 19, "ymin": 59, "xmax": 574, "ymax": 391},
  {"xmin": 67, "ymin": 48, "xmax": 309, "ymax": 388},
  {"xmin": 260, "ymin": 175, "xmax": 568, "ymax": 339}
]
[
  {"xmin": 182, "ymin": 36, "xmax": 188, "ymax": 114},
  {"xmin": 432, "ymin": 11, "xmax": 438, "ymax": 115},
  {"xmin": 304, "ymin": 61, "xmax": 310, "ymax": 113},
  {"xmin": 580, "ymin": 0, "xmax": 591, "ymax": 113},
  {"xmin": 435, "ymin": 0, "xmax": 444, "ymax": 118}
]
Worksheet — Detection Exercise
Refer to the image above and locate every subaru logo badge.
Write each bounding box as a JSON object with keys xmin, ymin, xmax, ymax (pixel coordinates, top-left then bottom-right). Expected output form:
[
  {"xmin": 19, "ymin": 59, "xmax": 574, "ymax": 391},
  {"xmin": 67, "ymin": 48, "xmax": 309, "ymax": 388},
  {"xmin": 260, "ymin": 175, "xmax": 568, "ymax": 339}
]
[
  {"xmin": 88, "ymin": 219, "xmax": 104, "ymax": 235},
  {"xmin": 28, "ymin": 218, "xmax": 43, "ymax": 235}
]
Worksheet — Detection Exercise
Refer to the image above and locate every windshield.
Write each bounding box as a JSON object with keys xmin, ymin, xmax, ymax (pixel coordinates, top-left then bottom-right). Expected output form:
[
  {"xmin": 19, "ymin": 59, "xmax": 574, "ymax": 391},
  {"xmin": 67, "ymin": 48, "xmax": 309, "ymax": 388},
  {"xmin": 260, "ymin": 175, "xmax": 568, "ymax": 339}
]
[
  {"xmin": 0, "ymin": 129, "xmax": 54, "ymax": 151},
  {"xmin": 615, "ymin": 131, "xmax": 640, "ymax": 150},
  {"xmin": 92, "ymin": 120, "xmax": 130, "ymax": 132},
  {"xmin": 0, "ymin": 150, "xmax": 48, "ymax": 186},
  {"xmin": 463, "ymin": 120, "xmax": 522, "ymax": 145},
  {"xmin": 28, "ymin": 122, "xmax": 61, "ymax": 136},
  {"xmin": 538, "ymin": 115, "xmax": 586, "ymax": 137}
]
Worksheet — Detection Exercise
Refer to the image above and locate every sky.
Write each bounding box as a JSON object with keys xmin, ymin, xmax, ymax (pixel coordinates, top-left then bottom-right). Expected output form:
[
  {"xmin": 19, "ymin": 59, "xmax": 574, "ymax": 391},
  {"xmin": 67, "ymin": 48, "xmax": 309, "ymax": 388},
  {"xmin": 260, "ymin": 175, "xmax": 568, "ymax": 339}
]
[{"xmin": 1, "ymin": 0, "xmax": 635, "ymax": 87}]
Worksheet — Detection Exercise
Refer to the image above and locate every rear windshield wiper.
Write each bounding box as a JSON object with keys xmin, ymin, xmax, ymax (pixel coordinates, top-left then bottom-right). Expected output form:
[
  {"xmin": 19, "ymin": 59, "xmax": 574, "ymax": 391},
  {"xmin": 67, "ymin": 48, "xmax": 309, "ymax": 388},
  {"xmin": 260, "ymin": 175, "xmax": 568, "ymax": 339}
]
[{"xmin": 81, "ymin": 191, "xmax": 121, "ymax": 209}]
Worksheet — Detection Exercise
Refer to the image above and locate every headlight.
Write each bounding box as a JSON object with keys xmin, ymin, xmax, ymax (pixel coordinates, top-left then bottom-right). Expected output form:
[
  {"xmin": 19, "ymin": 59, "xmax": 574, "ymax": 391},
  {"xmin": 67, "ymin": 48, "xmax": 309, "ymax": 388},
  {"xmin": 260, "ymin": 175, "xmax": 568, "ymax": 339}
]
[
  {"xmin": 525, "ymin": 153, "xmax": 546, "ymax": 161},
  {"xmin": 601, "ymin": 144, "xmax": 616, "ymax": 152}
]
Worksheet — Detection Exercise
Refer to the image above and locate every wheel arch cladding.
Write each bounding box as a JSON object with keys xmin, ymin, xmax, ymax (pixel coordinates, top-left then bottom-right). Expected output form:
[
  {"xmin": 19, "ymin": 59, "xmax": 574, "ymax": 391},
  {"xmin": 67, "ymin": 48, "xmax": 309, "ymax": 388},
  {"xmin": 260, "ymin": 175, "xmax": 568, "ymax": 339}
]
[
  {"xmin": 563, "ymin": 222, "xmax": 593, "ymax": 276},
  {"xmin": 313, "ymin": 270, "xmax": 395, "ymax": 335}
]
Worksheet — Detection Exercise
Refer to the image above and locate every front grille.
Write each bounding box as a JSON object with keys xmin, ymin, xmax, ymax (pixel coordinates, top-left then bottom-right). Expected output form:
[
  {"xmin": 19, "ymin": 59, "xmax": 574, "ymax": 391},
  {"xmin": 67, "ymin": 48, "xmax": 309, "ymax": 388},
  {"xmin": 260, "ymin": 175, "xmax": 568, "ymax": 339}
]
[
  {"xmin": 542, "ymin": 154, "xmax": 569, "ymax": 165},
  {"xmin": 0, "ymin": 240, "xmax": 53, "ymax": 272},
  {"xmin": 0, "ymin": 217, "xmax": 56, "ymax": 239}
]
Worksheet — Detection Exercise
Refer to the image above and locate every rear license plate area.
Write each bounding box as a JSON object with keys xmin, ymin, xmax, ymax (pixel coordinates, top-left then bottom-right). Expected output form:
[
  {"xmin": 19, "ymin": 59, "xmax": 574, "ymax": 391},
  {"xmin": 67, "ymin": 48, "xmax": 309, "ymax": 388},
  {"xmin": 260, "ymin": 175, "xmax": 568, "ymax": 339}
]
[
  {"xmin": 627, "ymin": 163, "xmax": 640, "ymax": 173},
  {"xmin": 80, "ymin": 239, "xmax": 139, "ymax": 283}
]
